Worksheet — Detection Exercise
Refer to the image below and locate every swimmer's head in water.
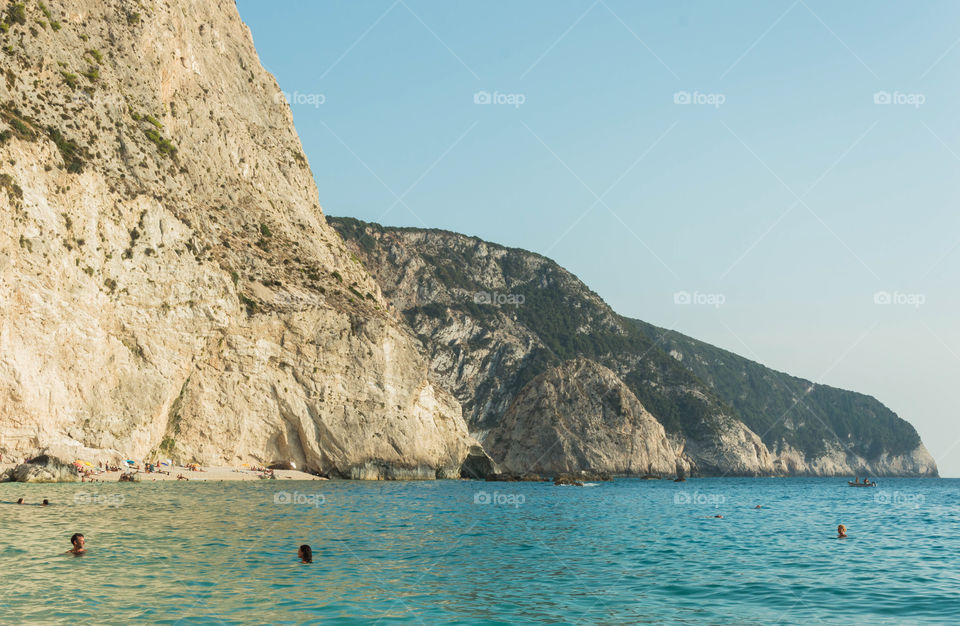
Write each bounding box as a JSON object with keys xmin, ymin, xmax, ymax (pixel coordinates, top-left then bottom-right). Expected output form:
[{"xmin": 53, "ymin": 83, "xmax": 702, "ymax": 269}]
[
  {"xmin": 16, "ymin": 498, "xmax": 23, "ymax": 504},
  {"xmin": 298, "ymin": 544, "xmax": 312, "ymax": 563},
  {"xmin": 837, "ymin": 524, "xmax": 847, "ymax": 536},
  {"xmin": 70, "ymin": 533, "xmax": 84, "ymax": 549}
]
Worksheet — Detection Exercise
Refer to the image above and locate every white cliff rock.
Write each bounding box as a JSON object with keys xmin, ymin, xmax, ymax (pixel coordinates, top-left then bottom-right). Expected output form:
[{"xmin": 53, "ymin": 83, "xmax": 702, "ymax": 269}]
[
  {"xmin": 0, "ymin": 0, "xmax": 475, "ymax": 478},
  {"xmin": 771, "ymin": 442, "xmax": 937, "ymax": 478},
  {"xmin": 487, "ymin": 359, "xmax": 691, "ymax": 476}
]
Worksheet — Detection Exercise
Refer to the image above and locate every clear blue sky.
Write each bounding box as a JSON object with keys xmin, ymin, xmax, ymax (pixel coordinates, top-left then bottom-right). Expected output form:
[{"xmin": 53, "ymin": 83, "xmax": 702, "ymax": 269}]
[{"xmin": 237, "ymin": 0, "xmax": 960, "ymax": 476}]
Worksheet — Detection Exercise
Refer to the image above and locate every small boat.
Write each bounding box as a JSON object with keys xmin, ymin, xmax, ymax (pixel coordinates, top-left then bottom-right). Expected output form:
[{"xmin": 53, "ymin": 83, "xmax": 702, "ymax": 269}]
[{"xmin": 848, "ymin": 481, "xmax": 876, "ymax": 487}]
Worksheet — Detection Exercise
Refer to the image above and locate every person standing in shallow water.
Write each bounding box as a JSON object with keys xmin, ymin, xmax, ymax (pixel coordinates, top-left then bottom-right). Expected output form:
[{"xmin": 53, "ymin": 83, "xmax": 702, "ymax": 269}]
[
  {"xmin": 298, "ymin": 544, "xmax": 312, "ymax": 563},
  {"xmin": 67, "ymin": 533, "xmax": 86, "ymax": 555}
]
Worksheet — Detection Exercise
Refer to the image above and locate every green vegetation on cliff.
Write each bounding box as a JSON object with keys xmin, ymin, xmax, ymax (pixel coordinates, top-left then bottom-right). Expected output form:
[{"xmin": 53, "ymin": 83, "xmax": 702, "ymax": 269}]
[
  {"xmin": 630, "ymin": 319, "xmax": 922, "ymax": 458},
  {"xmin": 330, "ymin": 216, "xmax": 928, "ymax": 469}
]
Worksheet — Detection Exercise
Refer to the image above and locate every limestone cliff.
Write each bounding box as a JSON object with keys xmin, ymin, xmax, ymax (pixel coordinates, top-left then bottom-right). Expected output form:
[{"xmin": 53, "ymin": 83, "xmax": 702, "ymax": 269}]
[
  {"xmin": 487, "ymin": 359, "xmax": 690, "ymax": 476},
  {"xmin": 632, "ymin": 320, "xmax": 938, "ymax": 477},
  {"xmin": 330, "ymin": 218, "xmax": 937, "ymax": 477},
  {"xmin": 0, "ymin": 0, "xmax": 475, "ymax": 477},
  {"xmin": 331, "ymin": 218, "xmax": 776, "ymax": 476}
]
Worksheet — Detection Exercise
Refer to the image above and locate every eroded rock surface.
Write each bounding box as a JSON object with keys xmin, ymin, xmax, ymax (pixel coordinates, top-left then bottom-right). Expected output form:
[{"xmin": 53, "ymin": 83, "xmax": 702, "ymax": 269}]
[
  {"xmin": 487, "ymin": 359, "xmax": 692, "ymax": 476},
  {"xmin": 0, "ymin": 0, "xmax": 475, "ymax": 478},
  {"xmin": 3, "ymin": 455, "xmax": 80, "ymax": 483}
]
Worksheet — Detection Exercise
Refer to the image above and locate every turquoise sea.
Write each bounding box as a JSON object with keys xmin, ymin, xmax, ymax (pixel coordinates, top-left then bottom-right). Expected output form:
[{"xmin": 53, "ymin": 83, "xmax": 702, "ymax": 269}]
[{"xmin": 1, "ymin": 477, "xmax": 958, "ymax": 624}]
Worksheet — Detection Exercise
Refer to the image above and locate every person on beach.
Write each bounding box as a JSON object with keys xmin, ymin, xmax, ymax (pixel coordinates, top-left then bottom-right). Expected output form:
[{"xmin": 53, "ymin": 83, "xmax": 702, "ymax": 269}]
[
  {"xmin": 837, "ymin": 524, "xmax": 847, "ymax": 538},
  {"xmin": 298, "ymin": 544, "xmax": 313, "ymax": 564},
  {"xmin": 68, "ymin": 533, "xmax": 86, "ymax": 555}
]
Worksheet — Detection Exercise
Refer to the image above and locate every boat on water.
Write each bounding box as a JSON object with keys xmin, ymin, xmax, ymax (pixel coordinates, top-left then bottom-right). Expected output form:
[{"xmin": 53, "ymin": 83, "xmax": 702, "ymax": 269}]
[{"xmin": 848, "ymin": 481, "xmax": 877, "ymax": 487}]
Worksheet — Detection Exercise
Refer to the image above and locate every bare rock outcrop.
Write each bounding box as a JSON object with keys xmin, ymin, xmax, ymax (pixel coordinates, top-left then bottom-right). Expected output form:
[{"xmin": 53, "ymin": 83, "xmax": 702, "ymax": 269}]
[
  {"xmin": 771, "ymin": 442, "xmax": 937, "ymax": 477},
  {"xmin": 487, "ymin": 359, "xmax": 691, "ymax": 476},
  {"xmin": 680, "ymin": 415, "xmax": 775, "ymax": 476},
  {"xmin": 0, "ymin": 0, "xmax": 476, "ymax": 478},
  {"xmin": 2, "ymin": 455, "xmax": 80, "ymax": 483},
  {"xmin": 459, "ymin": 444, "xmax": 499, "ymax": 479},
  {"xmin": 333, "ymin": 218, "xmax": 936, "ymax": 478}
]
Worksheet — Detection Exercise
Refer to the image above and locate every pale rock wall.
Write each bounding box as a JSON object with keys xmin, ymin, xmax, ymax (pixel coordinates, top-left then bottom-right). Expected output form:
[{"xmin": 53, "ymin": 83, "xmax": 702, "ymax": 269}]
[
  {"xmin": 487, "ymin": 359, "xmax": 691, "ymax": 476},
  {"xmin": 0, "ymin": 0, "xmax": 475, "ymax": 477},
  {"xmin": 771, "ymin": 443, "xmax": 936, "ymax": 478}
]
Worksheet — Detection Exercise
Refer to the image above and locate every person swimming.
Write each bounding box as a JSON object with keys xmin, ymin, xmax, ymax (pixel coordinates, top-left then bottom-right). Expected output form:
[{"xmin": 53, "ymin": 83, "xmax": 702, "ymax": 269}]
[
  {"xmin": 16, "ymin": 498, "xmax": 23, "ymax": 505},
  {"xmin": 68, "ymin": 533, "xmax": 86, "ymax": 555},
  {"xmin": 42, "ymin": 499, "xmax": 49, "ymax": 506},
  {"xmin": 298, "ymin": 544, "xmax": 313, "ymax": 563},
  {"xmin": 837, "ymin": 524, "xmax": 847, "ymax": 539}
]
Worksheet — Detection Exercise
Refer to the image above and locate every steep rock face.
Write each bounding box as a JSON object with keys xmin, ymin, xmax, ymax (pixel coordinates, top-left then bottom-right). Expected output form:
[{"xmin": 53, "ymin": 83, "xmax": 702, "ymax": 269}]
[
  {"xmin": 633, "ymin": 321, "xmax": 938, "ymax": 477},
  {"xmin": 330, "ymin": 219, "xmax": 776, "ymax": 475},
  {"xmin": 680, "ymin": 414, "xmax": 774, "ymax": 476},
  {"xmin": 0, "ymin": 0, "xmax": 474, "ymax": 477},
  {"xmin": 770, "ymin": 442, "xmax": 936, "ymax": 478},
  {"xmin": 331, "ymin": 218, "xmax": 935, "ymax": 477},
  {"xmin": 487, "ymin": 359, "xmax": 690, "ymax": 476}
]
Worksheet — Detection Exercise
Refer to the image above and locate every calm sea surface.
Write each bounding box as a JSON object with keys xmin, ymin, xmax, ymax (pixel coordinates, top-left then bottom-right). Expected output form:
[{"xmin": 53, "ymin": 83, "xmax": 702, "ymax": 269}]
[{"xmin": 1, "ymin": 477, "xmax": 958, "ymax": 624}]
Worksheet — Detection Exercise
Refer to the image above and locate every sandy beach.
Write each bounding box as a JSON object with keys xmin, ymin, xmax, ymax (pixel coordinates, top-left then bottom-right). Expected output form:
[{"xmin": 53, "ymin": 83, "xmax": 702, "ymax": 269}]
[{"xmin": 0, "ymin": 463, "xmax": 326, "ymax": 482}]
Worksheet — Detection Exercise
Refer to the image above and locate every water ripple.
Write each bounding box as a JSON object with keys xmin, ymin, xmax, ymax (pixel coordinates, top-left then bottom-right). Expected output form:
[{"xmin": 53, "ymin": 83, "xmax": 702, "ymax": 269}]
[{"xmin": 2, "ymin": 478, "xmax": 960, "ymax": 623}]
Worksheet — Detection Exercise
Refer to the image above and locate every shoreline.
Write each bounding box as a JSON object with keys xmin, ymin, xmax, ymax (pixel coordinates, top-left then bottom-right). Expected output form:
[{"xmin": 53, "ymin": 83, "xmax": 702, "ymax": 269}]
[
  {"xmin": 0, "ymin": 463, "xmax": 326, "ymax": 483},
  {"xmin": 0, "ymin": 462, "xmax": 945, "ymax": 484}
]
